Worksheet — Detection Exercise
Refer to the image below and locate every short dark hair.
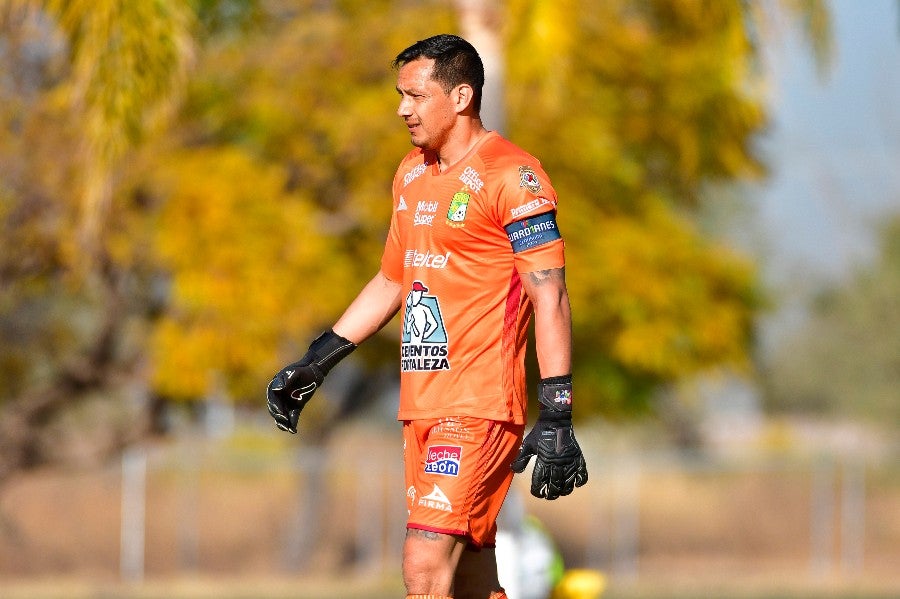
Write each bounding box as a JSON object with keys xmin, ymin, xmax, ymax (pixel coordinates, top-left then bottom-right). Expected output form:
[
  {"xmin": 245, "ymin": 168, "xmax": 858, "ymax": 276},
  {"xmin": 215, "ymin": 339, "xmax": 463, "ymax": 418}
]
[{"xmin": 393, "ymin": 34, "xmax": 484, "ymax": 113}]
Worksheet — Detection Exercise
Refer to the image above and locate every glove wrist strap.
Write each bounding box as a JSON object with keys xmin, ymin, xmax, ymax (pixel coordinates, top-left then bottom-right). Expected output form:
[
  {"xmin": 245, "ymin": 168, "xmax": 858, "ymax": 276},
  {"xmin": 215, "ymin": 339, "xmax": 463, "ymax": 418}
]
[
  {"xmin": 536, "ymin": 374, "xmax": 573, "ymax": 421},
  {"xmin": 306, "ymin": 329, "xmax": 357, "ymax": 375}
]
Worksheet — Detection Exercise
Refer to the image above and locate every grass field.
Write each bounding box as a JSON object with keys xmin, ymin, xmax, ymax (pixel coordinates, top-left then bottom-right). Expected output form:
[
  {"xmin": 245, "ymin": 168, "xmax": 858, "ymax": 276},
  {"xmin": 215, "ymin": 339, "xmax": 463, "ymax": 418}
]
[
  {"xmin": 2, "ymin": 428, "xmax": 898, "ymax": 599},
  {"xmin": 1, "ymin": 578, "xmax": 899, "ymax": 599}
]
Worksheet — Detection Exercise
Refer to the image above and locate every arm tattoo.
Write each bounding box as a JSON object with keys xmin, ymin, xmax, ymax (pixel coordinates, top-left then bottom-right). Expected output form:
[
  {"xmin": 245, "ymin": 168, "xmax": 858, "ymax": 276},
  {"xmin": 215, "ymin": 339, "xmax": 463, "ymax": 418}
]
[
  {"xmin": 527, "ymin": 267, "xmax": 565, "ymax": 286},
  {"xmin": 406, "ymin": 528, "xmax": 443, "ymax": 541}
]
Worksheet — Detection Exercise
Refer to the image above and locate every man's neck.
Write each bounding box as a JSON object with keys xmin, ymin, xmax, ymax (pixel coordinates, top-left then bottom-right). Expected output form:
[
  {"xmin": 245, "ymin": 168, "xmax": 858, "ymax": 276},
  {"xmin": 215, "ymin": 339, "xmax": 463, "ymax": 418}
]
[{"xmin": 436, "ymin": 121, "xmax": 488, "ymax": 172}]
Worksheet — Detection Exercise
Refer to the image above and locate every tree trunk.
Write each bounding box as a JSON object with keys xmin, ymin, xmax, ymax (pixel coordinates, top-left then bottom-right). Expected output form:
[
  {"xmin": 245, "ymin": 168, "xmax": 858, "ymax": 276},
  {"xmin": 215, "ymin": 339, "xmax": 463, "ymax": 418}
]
[{"xmin": 455, "ymin": 0, "xmax": 506, "ymax": 134}]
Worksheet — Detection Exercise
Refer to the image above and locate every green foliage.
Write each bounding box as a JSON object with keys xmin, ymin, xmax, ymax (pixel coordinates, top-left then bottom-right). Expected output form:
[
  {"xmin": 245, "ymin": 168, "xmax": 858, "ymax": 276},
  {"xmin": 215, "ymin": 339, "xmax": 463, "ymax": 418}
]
[{"xmin": 763, "ymin": 215, "xmax": 900, "ymax": 423}]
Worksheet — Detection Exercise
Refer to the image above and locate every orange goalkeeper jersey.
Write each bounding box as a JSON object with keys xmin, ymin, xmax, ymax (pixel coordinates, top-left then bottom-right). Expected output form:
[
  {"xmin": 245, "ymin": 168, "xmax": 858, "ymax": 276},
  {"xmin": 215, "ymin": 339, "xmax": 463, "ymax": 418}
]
[{"xmin": 381, "ymin": 131, "xmax": 565, "ymax": 424}]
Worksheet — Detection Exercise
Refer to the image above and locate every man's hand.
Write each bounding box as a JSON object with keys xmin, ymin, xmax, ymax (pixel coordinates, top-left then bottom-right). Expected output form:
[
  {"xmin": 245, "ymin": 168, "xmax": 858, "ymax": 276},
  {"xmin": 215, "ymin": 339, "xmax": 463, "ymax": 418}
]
[
  {"xmin": 266, "ymin": 330, "xmax": 356, "ymax": 434},
  {"xmin": 511, "ymin": 375, "xmax": 588, "ymax": 499},
  {"xmin": 266, "ymin": 361, "xmax": 324, "ymax": 434}
]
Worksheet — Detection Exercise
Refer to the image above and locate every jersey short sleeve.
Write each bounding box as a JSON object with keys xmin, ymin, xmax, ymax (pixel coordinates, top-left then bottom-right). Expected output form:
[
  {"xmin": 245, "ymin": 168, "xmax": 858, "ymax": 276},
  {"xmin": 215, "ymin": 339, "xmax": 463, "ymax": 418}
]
[{"xmin": 490, "ymin": 154, "xmax": 564, "ymax": 274}]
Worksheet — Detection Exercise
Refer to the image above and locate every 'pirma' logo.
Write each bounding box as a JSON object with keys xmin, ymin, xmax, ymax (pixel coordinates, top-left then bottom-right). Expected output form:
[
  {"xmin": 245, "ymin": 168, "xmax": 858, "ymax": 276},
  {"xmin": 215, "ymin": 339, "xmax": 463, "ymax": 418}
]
[
  {"xmin": 418, "ymin": 484, "xmax": 452, "ymax": 512},
  {"xmin": 424, "ymin": 445, "xmax": 462, "ymax": 477}
]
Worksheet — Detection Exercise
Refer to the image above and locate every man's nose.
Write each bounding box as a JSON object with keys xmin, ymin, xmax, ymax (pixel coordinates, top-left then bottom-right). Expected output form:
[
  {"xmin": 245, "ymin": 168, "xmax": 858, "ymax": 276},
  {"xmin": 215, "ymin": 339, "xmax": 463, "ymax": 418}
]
[{"xmin": 397, "ymin": 96, "xmax": 412, "ymax": 117}]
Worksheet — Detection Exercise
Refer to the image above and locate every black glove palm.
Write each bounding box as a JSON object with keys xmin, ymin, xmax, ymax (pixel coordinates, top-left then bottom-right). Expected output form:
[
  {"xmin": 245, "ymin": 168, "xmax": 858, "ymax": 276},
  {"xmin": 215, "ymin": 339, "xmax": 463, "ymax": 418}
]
[
  {"xmin": 266, "ymin": 330, "xmax": 356, "ymax": 434},
  {"xmin": 511, "ymin": 376, "xmax": 588, "ymax": 500}
]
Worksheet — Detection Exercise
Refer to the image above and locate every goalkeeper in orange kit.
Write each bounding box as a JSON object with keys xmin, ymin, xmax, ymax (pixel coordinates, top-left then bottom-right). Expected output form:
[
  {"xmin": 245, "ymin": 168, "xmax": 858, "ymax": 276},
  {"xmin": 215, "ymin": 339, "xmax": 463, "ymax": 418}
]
[{"xmin": 267, "ymin": 34, "xmax": 587, "ymax": 599}]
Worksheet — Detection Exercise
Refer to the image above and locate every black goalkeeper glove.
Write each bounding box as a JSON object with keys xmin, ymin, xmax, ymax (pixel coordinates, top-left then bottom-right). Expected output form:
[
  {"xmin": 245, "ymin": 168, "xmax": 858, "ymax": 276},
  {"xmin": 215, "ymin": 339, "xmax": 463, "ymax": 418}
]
[
  {"xmin": 511, "ymin": 375, "xmax": 588, "ymax": 500},
  {"xmin": 266, "ymin": 330, "xmax": 356, "ymax": 434}
]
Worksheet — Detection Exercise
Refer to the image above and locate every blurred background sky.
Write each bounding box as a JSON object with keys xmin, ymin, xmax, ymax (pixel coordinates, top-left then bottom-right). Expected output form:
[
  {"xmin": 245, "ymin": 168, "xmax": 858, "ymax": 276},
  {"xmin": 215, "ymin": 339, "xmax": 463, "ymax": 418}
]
[{"xmin": 749, "ymin": 0, "xmax": 900, "ymax": 349}]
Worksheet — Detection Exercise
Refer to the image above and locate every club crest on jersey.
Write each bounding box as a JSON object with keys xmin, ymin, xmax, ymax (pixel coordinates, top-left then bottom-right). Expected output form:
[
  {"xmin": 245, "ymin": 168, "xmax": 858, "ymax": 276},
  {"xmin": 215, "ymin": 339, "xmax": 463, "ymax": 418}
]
[
  {"xmin": 518, "ymin": 166, "xmax": 542, "ymax": 194},
  {"xmin": 446, "ymin": 192, "xmax": 470, "ymax": 227},
  {"xmin": 401, "ymin": 281, "xmax": 450, "ymax": 372},
  {"xmin": 424, "ymin": 445, "xmax": 462, "ymax": 477}
]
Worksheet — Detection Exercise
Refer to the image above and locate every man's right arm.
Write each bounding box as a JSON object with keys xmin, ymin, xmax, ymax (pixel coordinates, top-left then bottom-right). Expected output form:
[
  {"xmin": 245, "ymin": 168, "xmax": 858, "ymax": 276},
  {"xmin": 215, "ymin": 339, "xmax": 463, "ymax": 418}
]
[
  {"xmin": 332, "ymin": 270, "xmax": 403, "ymax": 344},
  {"xmin": 266, "ymin": 270, "xmax": 402, "ymax": 434}
]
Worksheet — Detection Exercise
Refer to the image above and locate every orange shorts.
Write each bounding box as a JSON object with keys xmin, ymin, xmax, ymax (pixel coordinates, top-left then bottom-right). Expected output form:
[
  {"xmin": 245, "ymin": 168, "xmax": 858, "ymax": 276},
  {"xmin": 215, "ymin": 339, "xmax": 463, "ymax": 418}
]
[{"xmin": 403, "ymin": 416, "xmax": 525, "ymax": 548}]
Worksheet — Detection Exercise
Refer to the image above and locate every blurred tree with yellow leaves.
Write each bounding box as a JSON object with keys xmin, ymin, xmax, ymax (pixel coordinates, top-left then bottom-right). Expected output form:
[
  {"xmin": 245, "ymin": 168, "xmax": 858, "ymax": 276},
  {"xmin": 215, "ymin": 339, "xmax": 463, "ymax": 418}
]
[
  {"xmin": 503, "ymin": 0, "xmax": 829, "ymax": 415},
  {"xmin": 143, "ymin": 1, "xmax": 456, "ymax": 406},
  {"xmin": 3, "ymin": 0, "xmax": 193, "ymax": 264},
  {"xmin": 0, "ymin": 0, "xmax": 834, "ymax": 477},
  {"xmin": 0, "ymin": 0, "xmax": 194, "ymax": 480},
  {"xmin": 149, "ymin": 0, "xmax": 831, "ymax": 419},
  {"xmin": 147, "ymin": 147, "xmax": 361, "ymax": 401}
]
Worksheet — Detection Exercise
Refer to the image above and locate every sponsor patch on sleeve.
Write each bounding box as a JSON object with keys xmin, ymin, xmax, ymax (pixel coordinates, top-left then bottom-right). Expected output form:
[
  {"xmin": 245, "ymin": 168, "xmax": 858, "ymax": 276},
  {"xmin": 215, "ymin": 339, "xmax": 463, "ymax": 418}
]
[{"xmin": 504, "ymin": 212, "xmax": 561, "ymax": 253}]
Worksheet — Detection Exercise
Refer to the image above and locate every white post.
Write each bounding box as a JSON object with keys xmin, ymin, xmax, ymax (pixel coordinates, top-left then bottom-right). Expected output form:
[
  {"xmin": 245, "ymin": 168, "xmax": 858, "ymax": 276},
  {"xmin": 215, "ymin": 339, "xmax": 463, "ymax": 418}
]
[
  {"xmin": 840, "ymin": 458, "xmax": 865, "ymax": 575},
  {"xmin": 120, "ymin": 446, "xmax": 147, "ymax": 582},
  {"xmin": 613, "ymin": 457, "xmax": 640, "ymax": 582},
  {"xmin": 454, "ymin": 0, "xmax": 506, "ymax": 133},
  {"xmin": 178, "ymin": 443, "xmax": 200, "ymax": 571},
  {"xmin": 284, "ymin": 449, "xmax": 325, "ymax": 571},
  {"xmin": 809, "ymin": 456, "xmax": 835, "ymax": 578},
  {"xmin": 585, "ymin": 463, "xmax": 611, "ymax": 571},
  {"xmin": 355, "ymin": 455, "xmax": 383, "ymax": 574}
]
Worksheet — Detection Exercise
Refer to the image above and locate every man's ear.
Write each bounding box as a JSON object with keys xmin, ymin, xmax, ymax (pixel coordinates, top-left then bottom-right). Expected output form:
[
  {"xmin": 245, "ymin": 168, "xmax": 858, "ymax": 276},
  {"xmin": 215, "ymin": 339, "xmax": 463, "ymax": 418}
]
[{"xmin": 453, "ymin": 83, "xmax": 475, "ymax": 114}]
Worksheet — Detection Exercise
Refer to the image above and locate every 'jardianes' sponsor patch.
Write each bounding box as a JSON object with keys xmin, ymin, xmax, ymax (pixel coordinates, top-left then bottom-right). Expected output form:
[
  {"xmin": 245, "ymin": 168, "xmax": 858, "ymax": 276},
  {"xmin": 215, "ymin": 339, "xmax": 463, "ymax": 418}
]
[{"xmin": 504, "ymin": 212, "xmax": 561, "ymax": 253}]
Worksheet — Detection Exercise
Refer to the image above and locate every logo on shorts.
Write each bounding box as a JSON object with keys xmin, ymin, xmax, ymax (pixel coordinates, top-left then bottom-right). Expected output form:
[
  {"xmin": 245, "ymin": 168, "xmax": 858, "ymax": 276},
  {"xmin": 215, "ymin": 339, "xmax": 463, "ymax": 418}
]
[
  {"xmin": 424, "ymin": 445, "xmax": 462, "ymax": 477},
  {"xmin": 418, "ymin": 484, "xmax": 452, "ymax": 512}
]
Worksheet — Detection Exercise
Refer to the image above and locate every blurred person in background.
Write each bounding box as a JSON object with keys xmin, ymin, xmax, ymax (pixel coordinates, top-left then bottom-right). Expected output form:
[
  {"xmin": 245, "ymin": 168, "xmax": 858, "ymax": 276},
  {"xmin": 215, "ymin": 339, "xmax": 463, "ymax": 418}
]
[
  {"xmin": 495, "ymin": 490, "xmax": 565, "ymax": 599},
  {"xmin": 266, "ymin": 34, "xmax": 587, "ymax": 599}
]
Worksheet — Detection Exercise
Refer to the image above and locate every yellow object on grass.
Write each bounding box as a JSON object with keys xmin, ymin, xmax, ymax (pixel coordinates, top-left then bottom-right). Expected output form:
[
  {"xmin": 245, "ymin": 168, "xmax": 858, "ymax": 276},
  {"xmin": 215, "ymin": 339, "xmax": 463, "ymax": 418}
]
[{"xmin": 552, "ymin": 568, "xmax": 607, "ymax": 599}]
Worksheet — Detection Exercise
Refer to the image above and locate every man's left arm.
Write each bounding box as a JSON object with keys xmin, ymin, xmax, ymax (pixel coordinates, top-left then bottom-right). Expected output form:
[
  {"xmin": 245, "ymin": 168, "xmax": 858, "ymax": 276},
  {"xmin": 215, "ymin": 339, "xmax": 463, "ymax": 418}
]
[
  {"xmin": 522, "ymin": 267, "xmax": 572, "ymax": 378},
  {"xmin": 512, "ymin": 266, "xmax": 588, "ymax": 499}
]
